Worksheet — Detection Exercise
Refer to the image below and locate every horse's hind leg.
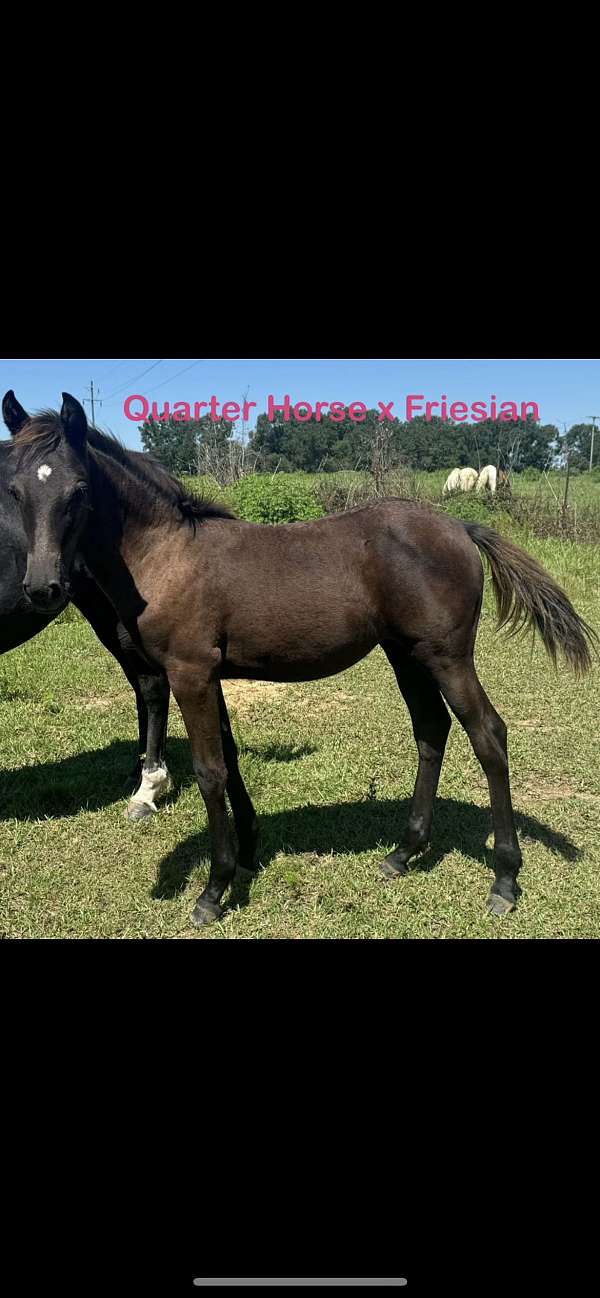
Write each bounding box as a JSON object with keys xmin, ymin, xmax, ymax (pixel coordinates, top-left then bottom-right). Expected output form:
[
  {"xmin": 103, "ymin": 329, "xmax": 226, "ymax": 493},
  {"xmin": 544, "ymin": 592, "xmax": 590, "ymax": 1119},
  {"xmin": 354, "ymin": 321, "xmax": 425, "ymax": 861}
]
[
  {"xmin": 426, "ymin": 653, "xmax": 522, "ymax": 915},
  {"xmin": 217, "ymin": 682, "xmax": 259, "ymax": 872},
  {"xmin": 380, "ymin": 644, "xmax": 451, "ymax": 877},
  {"xmin": 126, "ymin": 671, "xmax": 171, "ymax": 822}
]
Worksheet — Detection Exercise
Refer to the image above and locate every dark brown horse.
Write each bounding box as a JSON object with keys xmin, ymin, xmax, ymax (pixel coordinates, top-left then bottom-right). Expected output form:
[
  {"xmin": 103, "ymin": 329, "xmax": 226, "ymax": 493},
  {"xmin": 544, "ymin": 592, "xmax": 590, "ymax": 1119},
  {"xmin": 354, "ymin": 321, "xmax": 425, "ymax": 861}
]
[{"xmin": 7, "ymin": 394, "xmax": 597, "ymax": 928}]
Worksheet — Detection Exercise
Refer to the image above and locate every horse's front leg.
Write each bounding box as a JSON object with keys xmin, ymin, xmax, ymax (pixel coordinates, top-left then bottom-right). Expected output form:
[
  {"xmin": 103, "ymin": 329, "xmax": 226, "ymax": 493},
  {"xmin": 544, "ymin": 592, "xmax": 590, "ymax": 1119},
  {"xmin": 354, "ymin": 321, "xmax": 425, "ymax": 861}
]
[
  {"xmin": 123, "ymin": 676, "xmax": 148, "ymax": 794},
  {"xmin": 126, "ymin": 671, "xmax": 171, "ymax": 821},
  {"xmin": 170, "ymin": 662, "xmax": 237, "ymax": 927}
]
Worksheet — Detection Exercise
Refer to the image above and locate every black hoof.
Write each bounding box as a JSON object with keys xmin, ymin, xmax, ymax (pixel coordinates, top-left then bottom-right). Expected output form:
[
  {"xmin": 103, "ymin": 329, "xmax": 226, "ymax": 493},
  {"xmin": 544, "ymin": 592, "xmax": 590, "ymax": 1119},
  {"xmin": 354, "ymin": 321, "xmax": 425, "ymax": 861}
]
[
  {"xmin": 380, "ymin": 851, "xmax": 409, "ymax": 879},
  {"xmin": 487, "ymin": 891, "xmax": 516, "ymax": 917},
  {"xmin": 191, "ymin": 900, "xmax": 224, "ymax": 928},
  {"xmin": 125, "ymin": 801, "xmax": 155, "ymax": 823}
]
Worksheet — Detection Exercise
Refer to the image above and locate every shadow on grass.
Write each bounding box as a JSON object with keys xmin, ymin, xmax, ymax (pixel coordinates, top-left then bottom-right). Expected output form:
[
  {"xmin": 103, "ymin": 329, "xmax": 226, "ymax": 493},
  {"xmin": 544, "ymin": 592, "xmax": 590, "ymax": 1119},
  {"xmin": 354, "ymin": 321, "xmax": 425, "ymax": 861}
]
[
  {"xmin": 0, "ymin": 738, "xmax": 194, "ymax": 821},
  {"xmin": 0, "ymin": 736, "xmax": 319, "ymax": 821},
  {"xmin": 152, "ymin": 796, "xmax": 581, "ymax": 905}
]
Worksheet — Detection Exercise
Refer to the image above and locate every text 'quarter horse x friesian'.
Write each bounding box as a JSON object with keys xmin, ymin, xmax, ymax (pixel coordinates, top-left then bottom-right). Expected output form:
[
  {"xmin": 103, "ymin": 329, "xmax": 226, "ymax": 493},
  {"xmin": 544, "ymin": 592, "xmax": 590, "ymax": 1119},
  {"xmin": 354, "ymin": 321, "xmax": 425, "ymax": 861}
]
[{"xmin": 8, "ymin": 394, "xmax": 598, "ymax": 927}]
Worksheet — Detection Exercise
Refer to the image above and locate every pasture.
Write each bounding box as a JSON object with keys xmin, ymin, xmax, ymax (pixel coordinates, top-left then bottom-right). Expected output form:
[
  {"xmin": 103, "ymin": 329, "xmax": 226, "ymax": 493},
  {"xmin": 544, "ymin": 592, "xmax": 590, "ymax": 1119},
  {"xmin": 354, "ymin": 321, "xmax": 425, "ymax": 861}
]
[{"xmin": 1, "ymin": 473, "xmax": 599, "ymax": 939}]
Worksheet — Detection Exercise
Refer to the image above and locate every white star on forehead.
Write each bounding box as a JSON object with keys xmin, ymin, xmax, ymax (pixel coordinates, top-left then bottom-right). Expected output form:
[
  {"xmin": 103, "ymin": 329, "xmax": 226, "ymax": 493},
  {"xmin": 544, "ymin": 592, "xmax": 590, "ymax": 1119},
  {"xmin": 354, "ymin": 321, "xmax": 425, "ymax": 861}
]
[{"xmin": 37, "ymin": 464, "xmax": 53, "ymax": 482}]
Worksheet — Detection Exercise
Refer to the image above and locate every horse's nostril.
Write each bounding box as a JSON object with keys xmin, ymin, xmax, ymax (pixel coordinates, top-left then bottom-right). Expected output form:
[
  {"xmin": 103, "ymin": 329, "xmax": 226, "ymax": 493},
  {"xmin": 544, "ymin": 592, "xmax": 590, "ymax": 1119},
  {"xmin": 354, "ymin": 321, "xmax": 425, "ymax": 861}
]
[{"xmin": 23, "ymin": 580, "xmax": 64, "ymax": 610}]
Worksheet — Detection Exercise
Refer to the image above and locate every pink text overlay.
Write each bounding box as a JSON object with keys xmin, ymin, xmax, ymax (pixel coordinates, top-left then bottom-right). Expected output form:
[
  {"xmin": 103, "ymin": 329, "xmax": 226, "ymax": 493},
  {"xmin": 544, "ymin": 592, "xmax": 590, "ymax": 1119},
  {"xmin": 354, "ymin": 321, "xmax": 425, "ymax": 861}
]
[{"xmin": 124, "ymin": 394, "xmax": 540, "ymax": 425}]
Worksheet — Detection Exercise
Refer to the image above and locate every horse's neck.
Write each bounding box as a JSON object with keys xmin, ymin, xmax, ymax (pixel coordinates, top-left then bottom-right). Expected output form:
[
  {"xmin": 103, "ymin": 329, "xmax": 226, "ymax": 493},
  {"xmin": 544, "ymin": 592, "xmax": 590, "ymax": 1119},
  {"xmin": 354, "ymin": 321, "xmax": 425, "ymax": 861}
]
[{"xmin": 81, "ymin": 452, "xmax": 160, "ymax": 625}]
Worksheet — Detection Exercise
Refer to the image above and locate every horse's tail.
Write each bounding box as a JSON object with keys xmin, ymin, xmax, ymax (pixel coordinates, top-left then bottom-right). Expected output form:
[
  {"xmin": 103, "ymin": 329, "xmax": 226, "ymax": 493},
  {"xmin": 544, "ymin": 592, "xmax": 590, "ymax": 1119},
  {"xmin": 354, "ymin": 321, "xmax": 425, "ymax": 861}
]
[{"xmin": 464, "ymin": 522, "xmax": 598, "ymax": 675}]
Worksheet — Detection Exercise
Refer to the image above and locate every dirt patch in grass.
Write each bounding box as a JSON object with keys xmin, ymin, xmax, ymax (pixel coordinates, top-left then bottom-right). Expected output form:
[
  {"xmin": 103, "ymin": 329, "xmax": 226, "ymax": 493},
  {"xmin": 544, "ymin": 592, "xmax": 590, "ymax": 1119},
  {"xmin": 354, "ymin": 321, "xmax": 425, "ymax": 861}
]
[
  {"xmin": 81, "ymin": 695, "xmax": 125, "ymax": 711},
  {"xmin": 299, "ymin": 689, "xmax": 354, "ymax": 715},
  {"xmin": 521, "ymin": 780, "xmax": 600, "ymax": 803},
  {"xmin": 511, "ymin": 719, "xmax": 556, "ymax": 732},
  {"xmin": 222, "ymin": 680, "xmax": 290, "ymax": 713}
]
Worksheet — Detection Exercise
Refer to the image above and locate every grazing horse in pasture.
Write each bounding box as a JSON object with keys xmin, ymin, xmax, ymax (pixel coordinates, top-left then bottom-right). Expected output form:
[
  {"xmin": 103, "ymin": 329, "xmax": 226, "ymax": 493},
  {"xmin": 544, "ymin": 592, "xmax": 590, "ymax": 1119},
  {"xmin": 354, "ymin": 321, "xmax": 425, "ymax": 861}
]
[
  {"xmin": 8, "ymin": 394, "xmax": 597, "ymax": 927},
  {"xmin": 476, "ymin": 465, "xmax": 511, "ymax": 496},
  {"xmin": 442, "ymin": 467, "xmax": 478, "ymax": 495},
  {"xmin": 0, "ymin": 391, "xmax": 171, "ymax": 820}
]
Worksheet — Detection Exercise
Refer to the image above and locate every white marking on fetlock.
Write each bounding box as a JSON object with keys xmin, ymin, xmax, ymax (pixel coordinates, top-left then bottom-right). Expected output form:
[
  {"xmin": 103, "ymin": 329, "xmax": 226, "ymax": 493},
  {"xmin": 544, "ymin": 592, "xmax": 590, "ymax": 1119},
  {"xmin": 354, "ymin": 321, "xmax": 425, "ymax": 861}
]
[
  {"xmin": 128, "ymin": 762, "xmax": 171, "ymax": 813},
  {"xmin": 37, "ymin": 464, "xmax": 53, "ymax": 482}
]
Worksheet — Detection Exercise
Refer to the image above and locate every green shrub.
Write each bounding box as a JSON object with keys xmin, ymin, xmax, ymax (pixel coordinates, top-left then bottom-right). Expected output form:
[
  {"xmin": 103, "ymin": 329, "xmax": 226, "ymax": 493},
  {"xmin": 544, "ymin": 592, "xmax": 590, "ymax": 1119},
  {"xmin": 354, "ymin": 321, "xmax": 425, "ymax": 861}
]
[
  {"xmin": 519, "ymin": 467, "xmax": 542, "ymax": 481},
  {"xmin": 181, "ymin": 474, "xmax": 227, "ymax": 503},
  {"xmin": 441, "ymin": 494, "xmax": 497, "ymax": 524},
  {"xmin": 227, "ymin": 475, "xmax": 323, "ymax": 524}
]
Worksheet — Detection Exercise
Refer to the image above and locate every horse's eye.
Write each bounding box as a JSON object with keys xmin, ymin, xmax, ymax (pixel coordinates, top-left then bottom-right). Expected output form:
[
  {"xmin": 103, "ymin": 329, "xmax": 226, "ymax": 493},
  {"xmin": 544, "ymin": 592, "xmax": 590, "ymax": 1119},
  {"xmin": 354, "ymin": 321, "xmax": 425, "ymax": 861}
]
[{"xmin": 9, "ymin": 483, "xmax": 22, "ymax": 502}]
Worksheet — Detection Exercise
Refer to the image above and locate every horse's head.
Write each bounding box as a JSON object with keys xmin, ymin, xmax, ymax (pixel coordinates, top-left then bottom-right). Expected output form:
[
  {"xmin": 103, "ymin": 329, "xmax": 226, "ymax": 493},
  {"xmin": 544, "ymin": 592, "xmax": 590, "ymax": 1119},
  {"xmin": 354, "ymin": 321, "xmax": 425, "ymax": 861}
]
[{"xmin": 3, "ymin": 392, "xmax": 91, "ymax": 612}]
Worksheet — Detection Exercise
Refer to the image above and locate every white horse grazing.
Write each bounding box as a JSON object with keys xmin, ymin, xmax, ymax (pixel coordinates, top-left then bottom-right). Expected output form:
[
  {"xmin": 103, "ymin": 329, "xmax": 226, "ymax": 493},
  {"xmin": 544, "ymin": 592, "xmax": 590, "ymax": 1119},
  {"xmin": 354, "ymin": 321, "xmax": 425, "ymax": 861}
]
[
  {"xmin": 443, "ymin": 466, "xmax": 479, "ymax": 495},
  {"xmin": 476, "ymin": 465, "xmax": 498, "ymax": 494}
]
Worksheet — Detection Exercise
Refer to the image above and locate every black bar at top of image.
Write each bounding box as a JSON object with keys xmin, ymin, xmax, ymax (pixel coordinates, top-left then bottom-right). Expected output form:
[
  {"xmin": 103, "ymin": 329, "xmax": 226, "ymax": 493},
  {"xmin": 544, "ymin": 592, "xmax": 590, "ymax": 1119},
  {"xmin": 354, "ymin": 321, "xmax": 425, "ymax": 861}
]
[{"xmin": 192, "ymin": 1282, "xmax": 408, "ymax": 1288}]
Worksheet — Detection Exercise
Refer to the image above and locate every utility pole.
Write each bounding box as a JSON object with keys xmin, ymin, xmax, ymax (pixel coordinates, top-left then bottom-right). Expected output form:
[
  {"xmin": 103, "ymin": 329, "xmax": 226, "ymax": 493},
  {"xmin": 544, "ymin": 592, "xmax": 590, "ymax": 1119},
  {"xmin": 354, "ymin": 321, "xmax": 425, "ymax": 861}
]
[
  {"xmin": 83, "ymin": 379, "xmax": 102, "ymax": 428},
  {"xmin": 562, "ymin": 434, "xmax": 571, "ymax": 524},
  {"xmin": 586, "ymin": 415, "xmax": 599, "ymax": 471},
  {"xmin": 241, "ymin": 385, "xmax": 250, "ymax": 448}
]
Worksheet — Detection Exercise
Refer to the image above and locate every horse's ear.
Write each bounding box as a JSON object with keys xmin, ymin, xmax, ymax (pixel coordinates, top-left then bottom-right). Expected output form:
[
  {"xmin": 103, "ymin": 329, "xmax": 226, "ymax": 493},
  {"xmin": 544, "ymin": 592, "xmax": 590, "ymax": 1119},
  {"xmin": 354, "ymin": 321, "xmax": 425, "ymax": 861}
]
[
  {"xmin": 2, "ymin": 390, "xmax": 30, "ymax": 436},
  {"xmin": 60, "ymin": 393, "xmax": 88, "ymax": 453}
]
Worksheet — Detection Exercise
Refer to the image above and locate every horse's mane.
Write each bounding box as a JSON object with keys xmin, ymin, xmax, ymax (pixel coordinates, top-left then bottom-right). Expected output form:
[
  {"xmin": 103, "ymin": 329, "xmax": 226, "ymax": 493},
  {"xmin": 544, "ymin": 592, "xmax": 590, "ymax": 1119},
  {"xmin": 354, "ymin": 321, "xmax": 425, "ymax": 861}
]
[{"xmin": 11, "ymin": 411, "xmax": 235, "ymax": 529}]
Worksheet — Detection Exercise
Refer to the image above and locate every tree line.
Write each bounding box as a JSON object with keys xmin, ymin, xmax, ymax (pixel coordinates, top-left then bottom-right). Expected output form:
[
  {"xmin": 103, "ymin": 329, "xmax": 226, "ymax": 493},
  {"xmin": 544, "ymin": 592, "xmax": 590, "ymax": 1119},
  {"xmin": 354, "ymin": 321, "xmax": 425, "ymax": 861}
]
[{"xmin": 139, "ymin": 407, "xmax": 598, "ymax": 478}]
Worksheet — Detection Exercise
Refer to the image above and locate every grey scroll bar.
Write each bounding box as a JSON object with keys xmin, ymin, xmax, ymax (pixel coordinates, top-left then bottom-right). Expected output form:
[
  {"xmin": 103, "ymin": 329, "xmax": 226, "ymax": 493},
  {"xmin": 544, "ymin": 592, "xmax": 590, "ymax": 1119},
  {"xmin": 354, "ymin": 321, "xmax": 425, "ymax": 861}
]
[{"xmin": 193, "ymin": 1282, "xmax": 408, "ymax": 1288}]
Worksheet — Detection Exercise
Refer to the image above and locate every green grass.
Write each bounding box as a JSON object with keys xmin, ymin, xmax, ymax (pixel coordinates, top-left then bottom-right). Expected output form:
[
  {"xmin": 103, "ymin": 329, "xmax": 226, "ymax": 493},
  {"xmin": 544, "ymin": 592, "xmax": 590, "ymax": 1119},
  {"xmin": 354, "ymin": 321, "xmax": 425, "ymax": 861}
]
[{"xmin": 1, "ymin": 521, "xmax": 599, "ymax": 938}]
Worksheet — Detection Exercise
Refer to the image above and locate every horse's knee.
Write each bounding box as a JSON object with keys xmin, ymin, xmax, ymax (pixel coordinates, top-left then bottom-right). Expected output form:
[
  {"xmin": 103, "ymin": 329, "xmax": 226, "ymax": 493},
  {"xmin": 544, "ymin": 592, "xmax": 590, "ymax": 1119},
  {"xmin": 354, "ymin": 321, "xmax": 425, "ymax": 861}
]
[
  {"xmin": 193, "ymin": 759, "xmax": 228, "ymax": 800},
  {"xmin": 139, "ymin": 673, "xmax": 169, "ymax": 707},
  {"xmin": 417, "ymin": 737, "xmax": 447, "ymax": 764}
]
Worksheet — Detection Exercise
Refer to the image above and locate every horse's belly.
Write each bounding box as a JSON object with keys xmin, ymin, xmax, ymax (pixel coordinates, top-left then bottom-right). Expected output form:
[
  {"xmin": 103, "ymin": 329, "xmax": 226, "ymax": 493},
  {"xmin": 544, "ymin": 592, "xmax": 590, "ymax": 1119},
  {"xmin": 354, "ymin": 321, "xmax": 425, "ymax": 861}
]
[{"xmin": 222, "ymin": 624, "xmax": 377, "ymax": 683}]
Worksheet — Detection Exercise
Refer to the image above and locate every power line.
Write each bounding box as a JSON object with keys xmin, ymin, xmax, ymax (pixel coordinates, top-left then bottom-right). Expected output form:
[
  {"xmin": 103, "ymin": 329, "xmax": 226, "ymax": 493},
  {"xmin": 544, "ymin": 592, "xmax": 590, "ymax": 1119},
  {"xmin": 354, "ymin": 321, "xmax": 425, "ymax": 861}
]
[
  {"xmin": 142, "ymin": 360, "xmax": 204, "ymax": 396},
  {"xmin": 98, "ymin": 359, "xmax": 129, "ymax": 381},
  {"xmin": 102, "ymin": 360, "xmax": 164, "ymax": 402}
]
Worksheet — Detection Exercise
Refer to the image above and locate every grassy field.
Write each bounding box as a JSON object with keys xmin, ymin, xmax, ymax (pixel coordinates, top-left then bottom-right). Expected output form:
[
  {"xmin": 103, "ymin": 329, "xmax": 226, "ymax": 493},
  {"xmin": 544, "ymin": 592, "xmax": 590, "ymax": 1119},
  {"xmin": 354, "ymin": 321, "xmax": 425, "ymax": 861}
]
[{"xmin": 1, "ymin": 480, "xmax": 599, "ymax": 938}]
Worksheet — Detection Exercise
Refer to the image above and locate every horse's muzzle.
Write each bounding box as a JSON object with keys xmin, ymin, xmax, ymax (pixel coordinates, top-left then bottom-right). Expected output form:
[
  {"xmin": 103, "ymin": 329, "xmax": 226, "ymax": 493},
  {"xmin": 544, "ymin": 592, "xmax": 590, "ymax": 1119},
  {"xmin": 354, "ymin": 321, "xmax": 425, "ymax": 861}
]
[{"xmin": 22, "ymin": 580, "xmax": 67, "ymax": 613}]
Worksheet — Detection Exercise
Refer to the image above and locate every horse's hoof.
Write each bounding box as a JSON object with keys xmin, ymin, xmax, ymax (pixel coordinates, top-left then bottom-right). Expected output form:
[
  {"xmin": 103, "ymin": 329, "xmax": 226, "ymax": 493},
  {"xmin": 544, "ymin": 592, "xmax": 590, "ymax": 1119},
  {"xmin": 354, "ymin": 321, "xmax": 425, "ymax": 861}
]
[
  {"xmin": 487, "ymin": 891, "xmax": 516, "ymax": 917},
  {"xmin": 125, "ymin": 800, "xmax": 156, "ymax": 823},
  {"xmin": 380, "ymin": 852, "xmax": 409, "ymax": 879},
  {"xmin": 191, "ymin": 900, "xmax": 224, "ymax": 928}
]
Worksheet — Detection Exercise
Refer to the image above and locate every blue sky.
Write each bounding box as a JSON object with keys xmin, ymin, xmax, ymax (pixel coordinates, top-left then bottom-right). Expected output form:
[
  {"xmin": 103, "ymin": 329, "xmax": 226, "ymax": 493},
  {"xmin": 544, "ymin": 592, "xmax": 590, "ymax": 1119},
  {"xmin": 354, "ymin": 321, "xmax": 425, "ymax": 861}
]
[{"xmin": 0, "ymin": 358, "xmax": 598, "ymax": 449}]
